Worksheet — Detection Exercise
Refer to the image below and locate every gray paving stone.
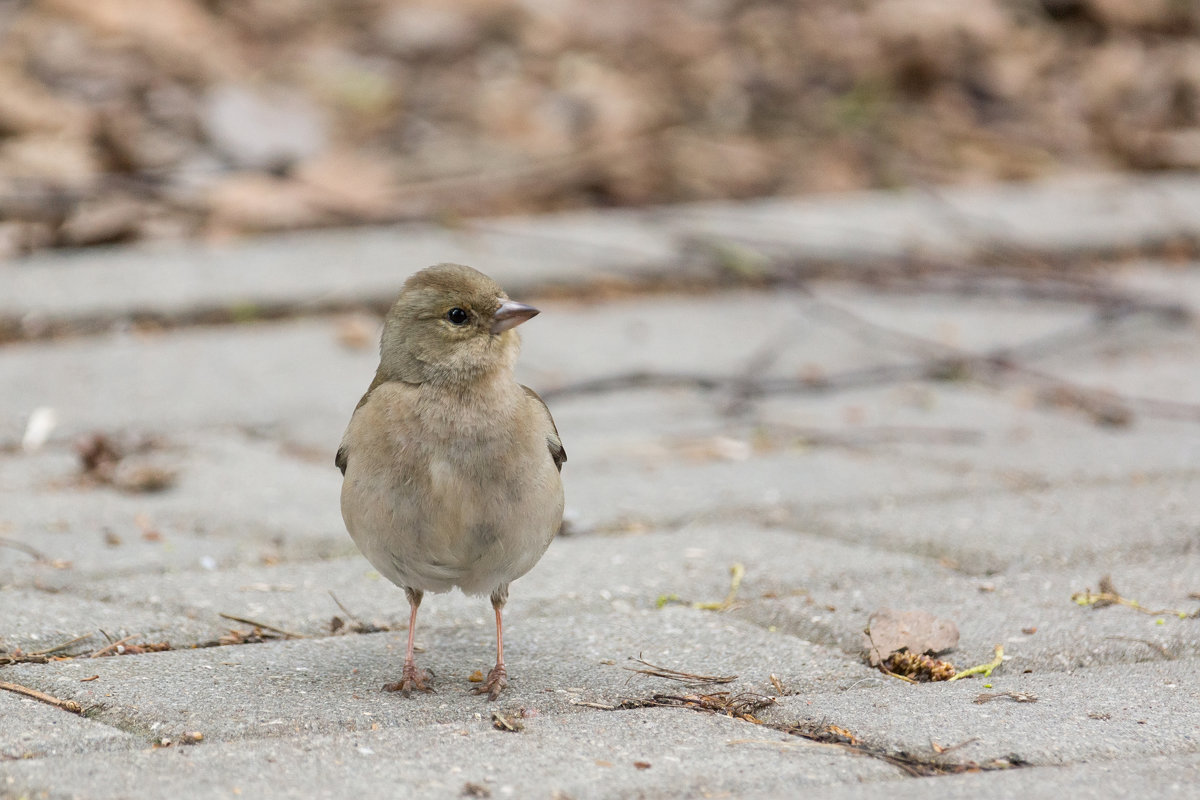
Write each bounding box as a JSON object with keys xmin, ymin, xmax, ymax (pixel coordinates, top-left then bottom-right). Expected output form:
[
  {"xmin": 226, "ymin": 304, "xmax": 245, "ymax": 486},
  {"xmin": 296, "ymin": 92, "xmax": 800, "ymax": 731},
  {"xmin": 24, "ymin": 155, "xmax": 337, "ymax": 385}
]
[
  {"xmin": 733, "ymin": 550, "xmax": 1200, "ymax": 671},
  {"xmin": 0, "ymin": 606, "xmax": 868, "ymax": 743},
  {"xmin": 0, "ymin": 319, "xmax": 374, "ymax": 447},
  {"xmin": 5, "ymin": 186, "xmax": 1200, "ymax": 799},
  {"xmin": 0, "ymin": 693, "xmax": 137, "ymax": 760},
  {"xmin": 759, "ymin": 659, "xmax": 1200, "ymax": 767},
  {"xmin": 0, "ymin": 291, "xmax": 925, "ymax": 450},
  {"xmin": 842, "ymin": 754, "xmax": 1200, "ymax": 800},
  {"xmin": 670, "ymin": 173, "xmax": 1200, "ymax": 263},
  {"xmin": 1, "ymin": 588, "xmax": 215, "ymax": 655},
  {"xmin": 815, "ymin": 474, "xmax": 1200, "ymax": 573},
  {"xmin": 522, "ymin": 290, "xmax": 916, "ymax": 388},
  {"xmin": 1028, "ymin": 318, "xmax": 1200, "ymax": 404},
  {"xmin": 567, "ymin": 444, "xmax": 974, "ymax": 529},
  {"xmin": 1113, "ymin": 260, "xmax": 1200, "ymax": 315},
  {"xmin": 8, "ymin": 175, "xmax": 1200, "ymax": 333},
  {"xmin": 801, "ymin": 286, "xmax": 1098, "ymax": 356},
  {"xmin": 0, "ymin": 707, "xmax": 897, "ymax": 800},
  {"xmin": 0, "ymin": 433, "xmax": 350, "ymax": 590},
  {"xmin": 1, "ymin": 219, "xmax": 677, "ymax": 326},
  {"xmin": 61, "ymin": 524, "xmax": 934, "ymax": 643},
  {"xmin": 871, "ymin": 402, "xmax": 1200, "ymax": 487}
]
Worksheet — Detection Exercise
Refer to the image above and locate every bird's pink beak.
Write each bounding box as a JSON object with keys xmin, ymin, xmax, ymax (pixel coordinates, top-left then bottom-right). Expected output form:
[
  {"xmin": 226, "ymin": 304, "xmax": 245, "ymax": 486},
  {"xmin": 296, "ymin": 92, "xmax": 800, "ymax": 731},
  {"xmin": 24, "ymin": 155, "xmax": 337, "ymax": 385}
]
[{"xmin": 491, "ymin": 300, "xmax": 539, "ymax": 334}]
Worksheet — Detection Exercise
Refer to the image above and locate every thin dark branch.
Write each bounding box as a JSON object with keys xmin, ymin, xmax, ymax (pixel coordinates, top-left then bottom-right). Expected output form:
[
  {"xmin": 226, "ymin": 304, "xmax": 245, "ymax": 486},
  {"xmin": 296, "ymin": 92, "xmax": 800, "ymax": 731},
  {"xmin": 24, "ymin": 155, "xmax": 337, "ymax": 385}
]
[
  {"xmin": 623, "ymin": 655, "xmax": 737, "ymax": 685},
  {"xmin": 0, "ymin": 537, "xmax": 49, "ymax": 561},
  {"xmin": 217, "ymin": 613, "xmax": 306, "ymax": 639}
]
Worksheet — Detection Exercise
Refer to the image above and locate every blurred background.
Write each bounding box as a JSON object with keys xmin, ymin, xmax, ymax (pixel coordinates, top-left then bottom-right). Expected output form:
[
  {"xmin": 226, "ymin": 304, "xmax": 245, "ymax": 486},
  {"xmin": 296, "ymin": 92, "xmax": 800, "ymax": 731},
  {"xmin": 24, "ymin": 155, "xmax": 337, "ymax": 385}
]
[{"xmin": 1, "ymin": 0, "xmax": 1198, "ymax": 259}]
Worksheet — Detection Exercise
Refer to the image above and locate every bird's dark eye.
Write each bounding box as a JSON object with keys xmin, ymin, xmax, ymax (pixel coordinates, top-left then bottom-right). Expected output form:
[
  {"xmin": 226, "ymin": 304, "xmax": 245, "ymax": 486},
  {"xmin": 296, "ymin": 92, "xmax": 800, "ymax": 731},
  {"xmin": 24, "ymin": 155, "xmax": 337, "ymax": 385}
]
[{"xmin": 445, "ymin": 307, "xmax": 469, "ymax": 325}]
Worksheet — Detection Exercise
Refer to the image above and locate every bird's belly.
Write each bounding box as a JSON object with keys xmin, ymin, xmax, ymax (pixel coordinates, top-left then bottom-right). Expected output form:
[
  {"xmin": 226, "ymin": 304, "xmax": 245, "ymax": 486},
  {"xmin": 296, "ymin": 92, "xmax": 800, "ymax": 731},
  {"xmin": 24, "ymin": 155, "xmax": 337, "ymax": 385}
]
[{"xmin": 342, "ymin": 450, "xmax": 562, "ymax": 596}]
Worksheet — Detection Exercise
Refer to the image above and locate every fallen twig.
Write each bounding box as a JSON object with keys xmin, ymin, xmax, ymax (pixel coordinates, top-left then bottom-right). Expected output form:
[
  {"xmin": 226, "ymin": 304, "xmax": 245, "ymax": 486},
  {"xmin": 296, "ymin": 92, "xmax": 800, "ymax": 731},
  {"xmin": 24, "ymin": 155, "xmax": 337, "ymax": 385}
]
[
  {"xmin": 636, "ymin": 692, "xmax": 772, "ymax": 722},
  {"xmin": 27, "ymin": 632, "xmax": 97, "ymax": 657},
  {"xmin": 0, "ymin": 536, "xmax": 49, "ymax": 561},
  {"xmin": 1072, "ymin": 576, "xmax": 1198, "ymax": 618},
  {"xmin": 491, "ymin": 711, "xmax": 524, "ymax": 733},
  {"xmin": 542, "ymin": 282, "xmax": 1200, "ymax": 429},
  {"xmin": 932, "ymin": 736, "xmax": 981, "ymax": 754},
  {"xmin": 656, "ymin": 562, "xmax": 747, "ymax": 612},
  {"xmin": 948, "ymin": 644, "xmax": 1004, "ymax": 681},
  {"xmin": 1104, "ymin": 635, "xmax": 1172, "ymax": 657},
  {"xmin": 775, "ymin": 719, "xmax": 1026, "ymax": 776},
  {"xmin": 328, "ymin": 591, "xmax": 388, "ymax": 634},
  {"xmin": 217, "ymin": 613, "xmax": 306, "ymax": 639},
  {"xmin": 693, "ymin": 563, "xmax": 745, "ymax": 611},
  {"xmin": 768, "ymin": 423, "xmax": 983, "ymax": 448},
  {"xmin": 877, "ymin": 664, "xmax": 918, "ymax": 684},
  {"xmin": 623, "ymin": 655, "xmax": 736, "ymax": 686},
  {"xmin": 88, "ymin": 634, "xmax": 139, "ymax": 658},
  {"xmin": 974, "ymin": 691, "xmax": 1038, "ymax": 704},
  {"xmin": 0, "ymin": 680, "xmax": 82, "ymax": 714}
]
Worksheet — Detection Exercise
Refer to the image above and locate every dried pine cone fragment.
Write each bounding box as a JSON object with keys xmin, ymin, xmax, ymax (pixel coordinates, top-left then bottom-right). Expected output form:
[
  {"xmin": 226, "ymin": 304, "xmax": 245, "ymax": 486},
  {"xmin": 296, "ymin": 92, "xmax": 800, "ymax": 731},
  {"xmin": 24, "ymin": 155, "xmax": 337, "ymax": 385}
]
[{"xmin": 883, "ymin": 650, "xmax": 957, "ymax": 681}]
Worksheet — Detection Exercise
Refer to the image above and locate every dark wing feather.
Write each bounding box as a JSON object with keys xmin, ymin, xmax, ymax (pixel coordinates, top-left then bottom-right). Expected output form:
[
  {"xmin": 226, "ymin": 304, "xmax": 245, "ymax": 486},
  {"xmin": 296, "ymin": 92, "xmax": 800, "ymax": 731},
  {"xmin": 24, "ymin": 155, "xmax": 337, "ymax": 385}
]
[
  {"xmin": 335, "ymin": 375, "xmax": 387, "ymax": 476},
  {"xmin": 522, "ymin": 385, "xmax": 566, "ymax": 472}
]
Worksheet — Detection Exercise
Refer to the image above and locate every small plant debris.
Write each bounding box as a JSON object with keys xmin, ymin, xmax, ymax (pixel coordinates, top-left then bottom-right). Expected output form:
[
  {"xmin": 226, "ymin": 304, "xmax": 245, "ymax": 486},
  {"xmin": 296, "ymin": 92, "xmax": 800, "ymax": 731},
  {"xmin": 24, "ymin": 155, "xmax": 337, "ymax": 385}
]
[
  {"xmin": 579, "ymin": 692, "xmax": 776, "ymax": 724},
  {"xmin": 461, "ymin": 782, "xmax": 491, "ymax": 798},
  {"xmin": 1071, "ymin": 575, "xmax": 1199, "ymax": 619},
  {"xmin": 491, "ymin": 711, "xmax": 524, "ymax": 732},
  {"xmin": 623, "ymin": 655, "xmax": 736, "ymax": 686},
  {"xmin": 774, "ymin": 721, "xmax": 1027, "ymax": 777},
  {"xmin": 974, "ymin": 691, "xmax": 1038, "ymax": 704},
  {"xmin": 327, "ymin": 592, "xmax": 390, "ymax": 634},
  {"xmin": 217, "ymin": 613, "xmax": 305, "ymax": 639},
  {"xmin": 781, "ymin": 721, "xmax": 861, "ymax": 746},
  {"xmin": 0, "ymin": 681, "xmax": 82, "ymax": 714},
  {"xmin": 931, "ymin": 737, "xmax": 979, "ymax": 755},
  {"xmin": 948, "ymin": 645, "xmax": 1005, "ymax": 682},
  {"xmin": 0, "ymin": 536, "xmax": 70, "ymax": 569},
  {"xmin": 1, "ymin": 632, "xmax": 174, "ymax": 665},
  {"xmin": 0, "ymin": 633, "xmax": 96, "ymax": 665},
  {"xmin": 75, "ymin": 433, "xmax": 178, "ymax": 493},
  {"xmin": 214, "ymin": 627, "xmax": 283, "ymax": 646},
  {"xmin": 883, "ymin": 651, "xmax": 957, "ymax": 682},
  {"xmin": 633, "ymin": 761, "xmax": 651, "ymax": 770},
  {"xmin": 89, "ymin": 635, "xmax": 171, "ymax": 658},
  {"xmin": 657, "ymin": 563, "xmax": 745, "ymax": 611}
]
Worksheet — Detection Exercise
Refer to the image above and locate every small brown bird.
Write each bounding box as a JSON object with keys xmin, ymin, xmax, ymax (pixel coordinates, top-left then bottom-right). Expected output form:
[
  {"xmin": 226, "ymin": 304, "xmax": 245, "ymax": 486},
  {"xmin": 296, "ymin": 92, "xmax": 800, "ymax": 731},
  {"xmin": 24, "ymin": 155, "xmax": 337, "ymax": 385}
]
[{"xmin": 336, "ymin": 263, "xmax": 565, "ymax": 700}]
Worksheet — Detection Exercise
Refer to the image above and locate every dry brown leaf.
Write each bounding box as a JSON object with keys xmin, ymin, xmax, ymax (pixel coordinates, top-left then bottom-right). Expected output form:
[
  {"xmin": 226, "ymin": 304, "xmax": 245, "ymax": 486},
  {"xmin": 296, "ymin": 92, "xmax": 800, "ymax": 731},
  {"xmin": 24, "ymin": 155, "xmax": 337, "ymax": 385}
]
[{"xmin": 863, "ymin": 608, "xmax": 959, "ymax": 667}]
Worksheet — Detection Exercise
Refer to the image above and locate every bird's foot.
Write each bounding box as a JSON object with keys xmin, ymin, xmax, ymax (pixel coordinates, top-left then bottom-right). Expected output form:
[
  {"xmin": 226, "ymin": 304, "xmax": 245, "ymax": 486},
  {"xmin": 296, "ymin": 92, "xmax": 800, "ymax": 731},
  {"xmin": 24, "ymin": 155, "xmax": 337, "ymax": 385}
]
[
  {"xmin": 383, "ymin": 663, "xmax": 434, "ymax": 696},
  {"xmin": 471, "ymin": 664, "xmax": 508, "ymax": 701}
]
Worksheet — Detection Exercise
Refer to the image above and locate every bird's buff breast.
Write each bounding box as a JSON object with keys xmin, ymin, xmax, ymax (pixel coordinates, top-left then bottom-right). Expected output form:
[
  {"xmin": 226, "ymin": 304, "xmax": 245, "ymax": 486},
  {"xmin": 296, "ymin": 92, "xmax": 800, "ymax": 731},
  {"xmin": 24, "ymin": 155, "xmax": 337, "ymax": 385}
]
[{"xmin": 340, "ymin": 385, "xmax": 562, "ymax": 596}]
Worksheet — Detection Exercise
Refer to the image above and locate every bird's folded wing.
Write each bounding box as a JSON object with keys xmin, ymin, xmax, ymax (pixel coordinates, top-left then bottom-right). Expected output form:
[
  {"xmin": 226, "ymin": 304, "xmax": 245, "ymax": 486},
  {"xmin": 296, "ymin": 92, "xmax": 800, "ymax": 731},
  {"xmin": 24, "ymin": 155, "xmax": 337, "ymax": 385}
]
[
  {"xmin": 522, "ymin": 385, "xmax": 566, "ymax": 472},
  {"xmin": 335, "ymin": 374, "xmax": 389, "ymax": 476}
]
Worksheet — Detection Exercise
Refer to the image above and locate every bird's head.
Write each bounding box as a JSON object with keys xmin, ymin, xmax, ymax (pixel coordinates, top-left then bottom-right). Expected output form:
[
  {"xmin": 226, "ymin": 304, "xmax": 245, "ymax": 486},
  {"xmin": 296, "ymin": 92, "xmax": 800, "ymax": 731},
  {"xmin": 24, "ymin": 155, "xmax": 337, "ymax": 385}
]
[{"xmin": 377, "ymin": 263, "xmax": 539, "ymax": 385}]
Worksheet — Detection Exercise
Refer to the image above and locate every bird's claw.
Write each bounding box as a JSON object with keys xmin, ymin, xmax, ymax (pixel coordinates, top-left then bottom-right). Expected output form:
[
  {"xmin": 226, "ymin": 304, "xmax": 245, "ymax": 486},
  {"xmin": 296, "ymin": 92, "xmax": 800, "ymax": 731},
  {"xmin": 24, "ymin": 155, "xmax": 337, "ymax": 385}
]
[
  {"xmin": 383, "ymin": 663, "xmax": 434, "ymax": 696},
  {"xmin": 471, "ymin": 665, "xmax": 508, "ymax": 701}
]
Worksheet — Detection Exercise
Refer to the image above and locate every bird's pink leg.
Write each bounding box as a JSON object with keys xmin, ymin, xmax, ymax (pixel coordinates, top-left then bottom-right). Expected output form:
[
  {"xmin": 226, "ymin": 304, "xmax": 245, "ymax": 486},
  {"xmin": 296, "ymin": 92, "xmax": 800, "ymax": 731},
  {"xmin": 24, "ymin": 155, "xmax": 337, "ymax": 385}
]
[
  {"xmin": 383, "ymin": 588, "xmax": 433, "ymax": 695},
  {"xmin": 473, "ymin": 592, "xmax": 509, "ymax": 700}
]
